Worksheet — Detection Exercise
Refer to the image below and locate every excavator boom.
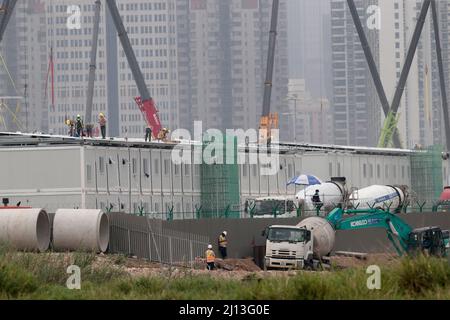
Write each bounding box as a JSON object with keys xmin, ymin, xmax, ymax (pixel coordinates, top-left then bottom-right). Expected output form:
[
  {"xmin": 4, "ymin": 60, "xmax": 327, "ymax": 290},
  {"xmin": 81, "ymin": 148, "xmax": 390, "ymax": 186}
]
[{"xmin": 327, "ymin": 208, "xmax": 448, "ymax": 256}]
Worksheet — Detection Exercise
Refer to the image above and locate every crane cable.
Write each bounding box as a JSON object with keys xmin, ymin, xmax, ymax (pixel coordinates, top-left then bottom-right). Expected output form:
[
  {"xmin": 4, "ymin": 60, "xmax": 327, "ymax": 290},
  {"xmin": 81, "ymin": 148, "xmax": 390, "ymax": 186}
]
[
  {"xmin": 0, "ymin": 50, "xmax": 19, "ymax": 95},
  {"xmin": 0, "ymin": 50, "xmax": 24, "ymax": 131}
]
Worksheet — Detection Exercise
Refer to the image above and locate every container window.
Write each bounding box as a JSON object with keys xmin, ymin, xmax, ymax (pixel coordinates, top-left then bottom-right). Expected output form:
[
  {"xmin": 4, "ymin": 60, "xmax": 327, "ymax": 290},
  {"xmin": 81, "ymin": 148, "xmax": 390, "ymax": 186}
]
[
  {"xmin": 132, "ymin": 158, "xmax": 137, "ymax": 175},
  {"xmin": 99, "ymin": 157, "xmax": 105, "ymax": 174},
  {"xmin": 164, "ymin": 159, "xmax": 170, "ymax": 176},
  {"xmin": 86, "ymin": 164, "xmax": 92, "ymax": 182},
  {"xmin": 143, "ymin": 158, "xmax": 149, "ymax": 176},
  {"xmin": 154, "ymin": 158, "xmax": 159, "ymax": 175}
]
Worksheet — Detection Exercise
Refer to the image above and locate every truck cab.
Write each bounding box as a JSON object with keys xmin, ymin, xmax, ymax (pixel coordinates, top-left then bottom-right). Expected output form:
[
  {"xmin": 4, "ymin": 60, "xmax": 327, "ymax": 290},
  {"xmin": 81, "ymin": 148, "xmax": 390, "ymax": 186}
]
[
  {"xmin": 407, "ymin": 227, "xmax": 449, "ymax": 257},
  {"xmin": 262, "ymin": 225, "xmax": 313, "ymax": 270},
  {"xmin": 251, "ymin": 197, "xmax": 296, "ymax": 218}
]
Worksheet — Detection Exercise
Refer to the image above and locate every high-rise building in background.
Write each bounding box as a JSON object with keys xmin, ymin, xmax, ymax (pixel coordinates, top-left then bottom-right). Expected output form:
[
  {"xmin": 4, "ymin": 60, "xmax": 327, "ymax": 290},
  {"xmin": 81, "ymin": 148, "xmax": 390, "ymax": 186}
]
[
  {"xmin": 177, "ymin": 0, "xmax": 289, "ymax": 135},
  {"xmin": 5, "ymin": 0, "xmax": 449, "ymax": 148},
  {"xmin": 331, "ymin": 0, "xmax": 378, "ymax": 146},
  {"xmin": 287, "ymin": 79, "xmax": 332, "ymax": 144},
  {"xmin": 287, "ymin": 0, "xmax": 332, "ymax": 101},
  {"xmin": 2, "ymin": 0, "xmax": 288, "ymax": 138},
  {"xmin": 0, "ymin": 0, "xmax": 48, "ymax": 133},
  {"xmin": 44, "ymin": 0, "xmax": 179, "ymax": 137},
  {"xmin": 331, "ymin": 0, "xmax": 450, "ymax": 148}
]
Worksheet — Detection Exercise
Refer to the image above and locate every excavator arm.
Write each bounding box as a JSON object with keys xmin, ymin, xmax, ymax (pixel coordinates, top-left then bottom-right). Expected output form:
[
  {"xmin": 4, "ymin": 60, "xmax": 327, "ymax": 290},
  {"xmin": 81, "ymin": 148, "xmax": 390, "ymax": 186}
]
[{"xmin": 327, "ymin": 208, "xmax": 413, "ymax": 255}]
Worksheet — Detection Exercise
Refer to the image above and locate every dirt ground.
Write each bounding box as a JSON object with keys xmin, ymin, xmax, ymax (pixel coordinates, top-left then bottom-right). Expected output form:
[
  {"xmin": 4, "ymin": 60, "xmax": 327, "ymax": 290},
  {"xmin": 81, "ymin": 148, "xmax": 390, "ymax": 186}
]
[{"xmin": 100, "ymin": 252, "xmax": 399, "ymax": 279}]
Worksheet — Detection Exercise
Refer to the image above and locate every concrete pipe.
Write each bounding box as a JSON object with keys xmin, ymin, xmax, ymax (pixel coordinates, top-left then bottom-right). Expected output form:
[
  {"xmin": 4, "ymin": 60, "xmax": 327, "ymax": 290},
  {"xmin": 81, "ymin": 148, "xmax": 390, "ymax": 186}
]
[
  {"xmin": 0, "ymin": 208, "xmax": 51, "ymax": 252},
  {"xmin": 53, "ymin": 209, "xmax": 109, "ymax": 253}
]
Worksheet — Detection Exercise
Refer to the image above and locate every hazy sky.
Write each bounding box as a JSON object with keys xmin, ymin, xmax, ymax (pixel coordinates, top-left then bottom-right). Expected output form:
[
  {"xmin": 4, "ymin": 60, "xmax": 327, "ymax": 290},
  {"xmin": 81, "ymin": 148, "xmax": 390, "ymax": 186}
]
[{"xmin": 287, "ymin": 0, "xmax": 332, "ymax": 99}]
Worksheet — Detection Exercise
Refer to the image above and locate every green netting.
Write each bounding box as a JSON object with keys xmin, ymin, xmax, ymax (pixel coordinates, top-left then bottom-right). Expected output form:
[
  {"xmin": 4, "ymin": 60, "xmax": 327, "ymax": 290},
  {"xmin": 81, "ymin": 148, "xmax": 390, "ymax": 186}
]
[
  {"xmin": 200, "ymin": 134, "xmax": 240, "ymax": 219},
  {"xmin": 410, "ymin": 145, "xmax": 443, "ymax": 207}
]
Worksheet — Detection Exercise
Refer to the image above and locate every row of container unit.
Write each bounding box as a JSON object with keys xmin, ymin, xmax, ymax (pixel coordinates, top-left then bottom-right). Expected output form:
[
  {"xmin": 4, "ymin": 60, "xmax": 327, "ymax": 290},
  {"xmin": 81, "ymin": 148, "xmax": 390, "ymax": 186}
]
[
  {"xmin": 0, "ymin": 145, "xmax": 413, "ymax": 214},
  {"xmin": 240, "ymin": 152, "xmax": 412, "ymax": 198}
]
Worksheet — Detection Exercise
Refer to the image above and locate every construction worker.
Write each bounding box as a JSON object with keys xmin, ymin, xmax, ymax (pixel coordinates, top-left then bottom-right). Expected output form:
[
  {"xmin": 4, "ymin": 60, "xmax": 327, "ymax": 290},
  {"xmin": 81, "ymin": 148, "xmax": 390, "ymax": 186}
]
[
  {"xmin": 205, "ymin": 244, "xmax": 215, "ymax": 270},
  {"xmin": 218, "ymin": 231, "xmax": 228, "ymax": 259},
  {"xmin": 85, "ymin": 124, "xmax": 93, "ymax": 138},
  {"xmin": 157, "ymin": 128, "xmax": 170, "ymax": 142},
  {"xmin": 98, "ymin": 113, "xmax": 107, "ymax": 139},
  {"xmin": 66, "ymin": 119, "xmax": 75, "ymax": 137},
  {"xmin": 145, "ymin": 126, "xmax": 152, "ymax": 142},
  {"xmin": 311, "ymin": 190, "xmax": 323, "ymax": 212},
  {"xmin": 75, "ymin": 115, "xmax": 84, "ymax": 137}
]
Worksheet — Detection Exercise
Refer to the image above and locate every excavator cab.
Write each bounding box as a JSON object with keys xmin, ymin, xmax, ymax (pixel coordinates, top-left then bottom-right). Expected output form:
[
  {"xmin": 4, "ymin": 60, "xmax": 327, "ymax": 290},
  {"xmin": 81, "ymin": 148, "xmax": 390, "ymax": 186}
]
[{"xmin": 407, "ymin": 227, "xmax": 447, "ymax": 257}]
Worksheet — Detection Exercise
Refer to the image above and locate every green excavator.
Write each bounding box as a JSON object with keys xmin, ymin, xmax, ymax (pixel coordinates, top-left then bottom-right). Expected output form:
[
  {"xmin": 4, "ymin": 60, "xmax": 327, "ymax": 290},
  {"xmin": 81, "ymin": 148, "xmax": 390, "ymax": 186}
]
[{"xmin": 327, "ymin": 208, "xmax": 449, "ymax": 257}]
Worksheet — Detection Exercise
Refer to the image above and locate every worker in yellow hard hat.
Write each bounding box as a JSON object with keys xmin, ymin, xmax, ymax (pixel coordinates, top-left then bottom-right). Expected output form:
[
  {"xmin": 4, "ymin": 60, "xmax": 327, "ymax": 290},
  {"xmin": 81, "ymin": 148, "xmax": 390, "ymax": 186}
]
[
  {"xmin": 98, "ymin": 113, "xmax": 107, "ymax": 139},
  {"xmin": 66, "ymin": 119, "xmax": 75, "ymax": 137},
  {"xmin": 157, "ymin": 128, "xmax": 170, "ymax": 142},
  {"xmin": 218, "ymin": 231, "xmax": 228, "ymax": 259}
]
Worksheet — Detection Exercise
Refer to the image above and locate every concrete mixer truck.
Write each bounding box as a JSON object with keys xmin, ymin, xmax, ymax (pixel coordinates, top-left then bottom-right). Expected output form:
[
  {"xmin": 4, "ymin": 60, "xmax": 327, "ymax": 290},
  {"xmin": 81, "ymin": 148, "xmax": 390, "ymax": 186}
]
[
  {"xmin": 262, "ymin": 216, "xmax": 335, "ymax": 270},
  {"xmin": 349, "ymin": 185, "xmax": 408, "ymax": 213},
  {"xmin": 296, "ymin": 177, "xmax": 347, "ymax": 216},
  {"xmin": 262, "ymin": 208, "xmax": 449, "ymax": 271}
]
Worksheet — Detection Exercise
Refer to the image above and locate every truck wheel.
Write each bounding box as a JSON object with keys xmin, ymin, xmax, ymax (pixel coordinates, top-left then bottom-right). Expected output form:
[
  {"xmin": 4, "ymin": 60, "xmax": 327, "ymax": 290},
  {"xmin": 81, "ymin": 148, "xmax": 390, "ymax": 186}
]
[{"xmin": 263, "ymin": 260, "xmax": 268, "ymax": 271}]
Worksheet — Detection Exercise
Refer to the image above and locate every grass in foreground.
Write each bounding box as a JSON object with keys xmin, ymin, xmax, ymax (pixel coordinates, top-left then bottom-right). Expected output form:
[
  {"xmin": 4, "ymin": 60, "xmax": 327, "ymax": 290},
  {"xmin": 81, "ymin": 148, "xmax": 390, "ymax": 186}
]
[{"xmin": 1, "ymin": 245, "xmax": 450, "ymax": 300}]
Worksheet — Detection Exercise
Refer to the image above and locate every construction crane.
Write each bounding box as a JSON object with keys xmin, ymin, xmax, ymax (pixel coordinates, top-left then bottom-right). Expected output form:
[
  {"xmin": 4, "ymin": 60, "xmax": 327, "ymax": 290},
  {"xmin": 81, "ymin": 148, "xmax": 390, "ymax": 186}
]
[
  {"xmin": 259, "ymin": 0, "xmax": 279, "ymax": 145},
  {"xmin": 327, "ymin": 208, "xmax": 449, "ymax": 257},
  {"xmin": 105, "ymin": 0, "xmax": 162, "ymax": 139},
  {"xmin": 0, "ymin": 0, "xmax": 17, "ymax": 45},
  {"xmin": 348, "ymin": 0, "xmax": 450, "ymax": 150},
  {"xmin": 84, "ymin": 0, "xmax": 101, "ymax": 133},
  {"xmin": 0, "ymin": 0, "xmax": 163, "ymax": 139}
]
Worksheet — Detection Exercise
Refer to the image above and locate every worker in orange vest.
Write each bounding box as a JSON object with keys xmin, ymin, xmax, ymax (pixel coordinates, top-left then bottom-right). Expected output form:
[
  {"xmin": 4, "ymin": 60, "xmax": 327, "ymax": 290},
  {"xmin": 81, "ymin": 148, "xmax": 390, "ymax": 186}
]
[{"xmin": 205, "ymin": 244, "xmax": 215, "ymax": 270}]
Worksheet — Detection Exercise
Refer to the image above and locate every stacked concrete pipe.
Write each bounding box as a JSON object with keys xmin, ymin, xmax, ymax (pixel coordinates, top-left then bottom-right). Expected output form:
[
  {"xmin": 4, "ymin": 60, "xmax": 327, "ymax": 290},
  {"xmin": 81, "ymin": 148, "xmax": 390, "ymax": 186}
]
[
  {"xmin": 53, "ymin": 209, "xmax": 109, "ymax": 253},
  {"xmin": 0, "ymin": 208, "xmax": 51, "ymax": 252}
]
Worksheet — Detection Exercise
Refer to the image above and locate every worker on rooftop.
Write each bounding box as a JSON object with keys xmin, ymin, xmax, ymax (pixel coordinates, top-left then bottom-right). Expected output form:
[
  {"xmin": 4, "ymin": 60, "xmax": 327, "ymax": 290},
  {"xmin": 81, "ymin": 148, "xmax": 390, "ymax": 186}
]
[
  {"xmin": 218, "ymin": 231, "xmax": 228, "ymax": 259},
  {"xmin": 145, "ymin": 126, "xmax": 152, "ymax": 142},
  {"xmin": 98, "ymin": 113, "xmax": 107, "ymax": 139},
  {"xmin": 312, "ymin": 190, "xmax": 323, "ymax": 213},
  {"xmin": 75, "ymin": 115, "xmax": 84, "ymax": 137},
  {"xmin": 66, "ymin": 119, "xmax": 75, "ymax": 137},
  {"xmin": 205, "ymin": 244, "xmax": 215, "ymax": 270},
  {"xmin": 157, "ymin": 128, "xmax": 170, "ymax": 142}
]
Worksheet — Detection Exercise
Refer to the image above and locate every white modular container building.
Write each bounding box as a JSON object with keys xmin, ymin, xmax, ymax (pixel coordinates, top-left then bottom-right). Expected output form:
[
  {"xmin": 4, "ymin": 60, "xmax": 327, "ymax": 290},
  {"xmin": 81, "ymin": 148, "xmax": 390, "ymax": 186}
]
[{"xmin": 0, "ymin": 132, "xmax": 444, "ymax": 217}]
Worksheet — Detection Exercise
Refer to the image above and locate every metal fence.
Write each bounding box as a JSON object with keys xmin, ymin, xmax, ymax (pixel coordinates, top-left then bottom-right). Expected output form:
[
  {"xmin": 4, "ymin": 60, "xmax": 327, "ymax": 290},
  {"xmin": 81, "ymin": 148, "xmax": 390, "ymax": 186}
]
[
  {"xmin": 123, "ymin": 199, "xmax": 448, "ymax": 221},
  {"xmin": 108, "ymin": 213, "xmax": 210, "ymax": 266}
]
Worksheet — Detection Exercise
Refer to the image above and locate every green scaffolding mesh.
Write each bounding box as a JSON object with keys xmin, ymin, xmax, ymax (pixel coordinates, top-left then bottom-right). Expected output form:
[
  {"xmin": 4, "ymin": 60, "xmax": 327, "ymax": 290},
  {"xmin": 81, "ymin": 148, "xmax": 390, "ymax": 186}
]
[
  {"xmin": 200, "ymin": 134, "xmax": 240, "ymax": 219},
  {"xmin": 410, "ymin": 145, "xmax": 443, "ymax": 208}
]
